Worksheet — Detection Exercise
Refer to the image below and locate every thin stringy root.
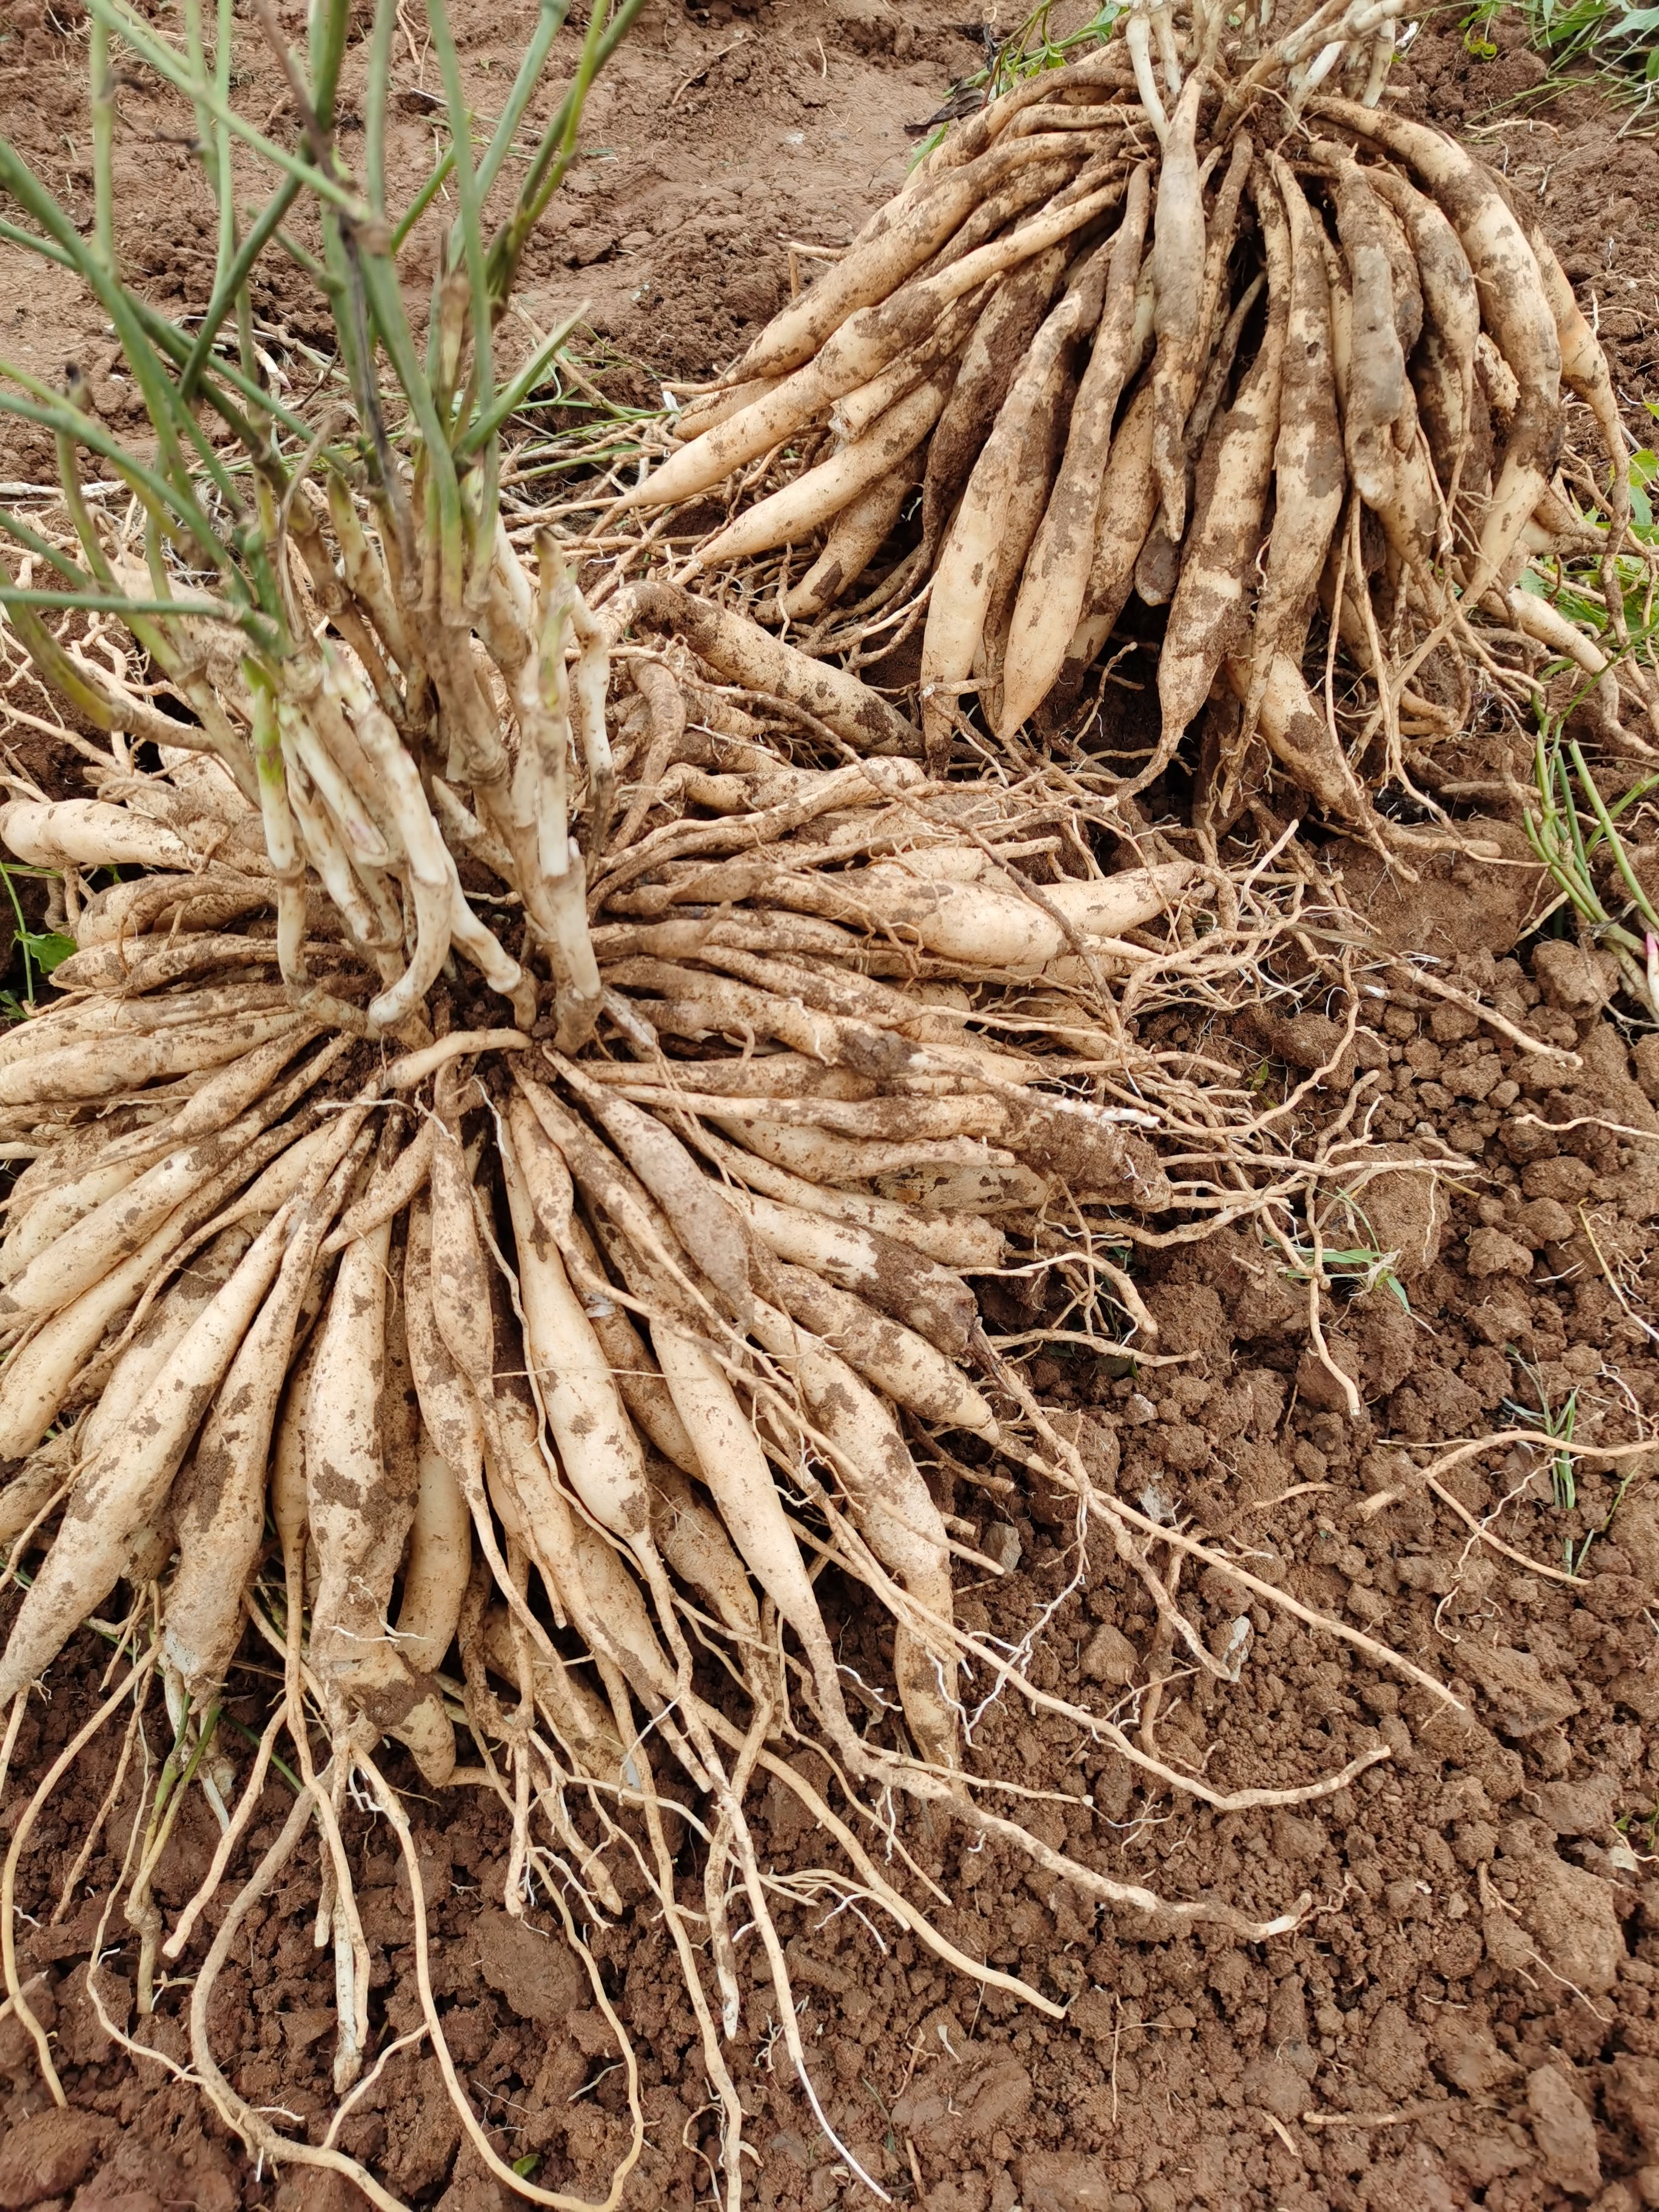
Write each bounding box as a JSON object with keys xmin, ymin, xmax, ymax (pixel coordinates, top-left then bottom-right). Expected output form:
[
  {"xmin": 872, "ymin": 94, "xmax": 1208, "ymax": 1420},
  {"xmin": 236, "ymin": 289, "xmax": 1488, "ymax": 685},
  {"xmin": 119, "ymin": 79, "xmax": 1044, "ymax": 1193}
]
[{"xmin": 605, "ymin": 0, "xmax": 1654, "ymax": 839}]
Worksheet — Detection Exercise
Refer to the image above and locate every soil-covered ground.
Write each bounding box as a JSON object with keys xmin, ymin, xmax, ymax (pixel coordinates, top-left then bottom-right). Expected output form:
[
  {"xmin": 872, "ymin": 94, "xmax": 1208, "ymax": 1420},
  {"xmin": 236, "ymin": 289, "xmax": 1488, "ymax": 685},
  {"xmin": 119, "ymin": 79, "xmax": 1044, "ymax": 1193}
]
[{"xmin": 5, "ymin": 5, "xmax": 1659, "ymax": 2211}]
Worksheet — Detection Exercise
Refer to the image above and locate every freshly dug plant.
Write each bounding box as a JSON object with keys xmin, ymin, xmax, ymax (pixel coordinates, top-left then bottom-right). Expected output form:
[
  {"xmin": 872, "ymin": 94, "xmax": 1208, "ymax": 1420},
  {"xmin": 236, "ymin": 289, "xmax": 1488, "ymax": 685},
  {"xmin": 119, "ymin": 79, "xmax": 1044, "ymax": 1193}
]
[{"xmin": 621, "ymin": 0, "xmax": 1638, "ymax": 845}]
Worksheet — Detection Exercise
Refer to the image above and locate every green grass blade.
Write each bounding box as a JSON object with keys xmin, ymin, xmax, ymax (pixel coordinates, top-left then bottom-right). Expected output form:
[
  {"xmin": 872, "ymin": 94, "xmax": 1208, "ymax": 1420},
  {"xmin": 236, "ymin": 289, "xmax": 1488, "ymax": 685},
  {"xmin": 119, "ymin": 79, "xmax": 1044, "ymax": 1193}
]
[
  {"xmin": 89, "ymin": 15, "xmax": 116, "ymax": 275},
  {"xmin": 488, "ymin": 0, "xmax": 646, "ymax": 308},
  {"xmin": 1570, "ymin": 739, "xmax": 1659, "ymax": 931},
  {"xmin": 0, "ymin": 144, "xmax": 245, "ymax": 548},
  {"xmin": 0, "ymin": 586, "xmax": 252, "ymax": 621},
  {"xmin": 179, "ymin": 178, "xmax": 303, "ymax": 401},
  {"xmin": 456, "ymin": 306, "xmax": 585, "ymax": 457},
  {"xmin": 427, "ymin": 0, "xmax": 494, "ymax": 416},
  {"xmin": 392, "ymin": 149, "xmax": 456, "ymax": 254},
  {"xmin": 473, "ymin": 0, "xmax": 569, "ymax": 204},
  {"xmin": 366, "ymin": 0, "xmax": 397, "ymax": 220},
  {"xmin": 309, "ymin": 0, "xmax": 351, "ymax": 130},
  {"xmin": 0, "ymin": 506, "xmax": 96, "ymax": 591}
]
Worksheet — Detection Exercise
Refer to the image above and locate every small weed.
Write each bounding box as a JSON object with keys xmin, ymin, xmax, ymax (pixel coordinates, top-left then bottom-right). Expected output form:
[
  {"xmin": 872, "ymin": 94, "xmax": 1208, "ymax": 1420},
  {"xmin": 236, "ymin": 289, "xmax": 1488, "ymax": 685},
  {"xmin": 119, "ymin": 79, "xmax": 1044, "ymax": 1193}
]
[
  {"xmin": 1521, "ymin": 0, "xmax": 1659, "ymax": 91},
  {"xmin": 910, "ymin": 3, "xmax": 1124, "ymax": 164},
  {"xmin": 0, "ymin": 860, "xmax": 69, "ymax": 1016},
  {"xmin": 1523, "ymin": 732, "xmax": 1659, "ymax": 1017},
  {"xmin": 1504, "ymin": 1354, "xmax": 1580, "ymax": 1515}
]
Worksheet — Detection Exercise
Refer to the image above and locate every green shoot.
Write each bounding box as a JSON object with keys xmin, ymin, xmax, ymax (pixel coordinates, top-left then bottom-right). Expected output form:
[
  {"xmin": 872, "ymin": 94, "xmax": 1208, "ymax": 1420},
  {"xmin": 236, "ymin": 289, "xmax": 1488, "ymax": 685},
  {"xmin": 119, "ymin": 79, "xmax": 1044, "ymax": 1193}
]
[
  {"xmin": 1279, "ymin": 1191, "xmax": 1410, "ymax": 1311},
  {"xmin": 1504, "ymin": 1355, "xmax": 1580, "ymax": 1517},
  {"xmin": 1524, "ymin": 732, "xmax": 1659, "ymax": 1017},
  {"xmin": 0, "ymin": 862, "xmax": 67, "ymax": 1011},
  {"xmin": 907, "ymin": 3, "xmax": 1125, "ymax": 167}
]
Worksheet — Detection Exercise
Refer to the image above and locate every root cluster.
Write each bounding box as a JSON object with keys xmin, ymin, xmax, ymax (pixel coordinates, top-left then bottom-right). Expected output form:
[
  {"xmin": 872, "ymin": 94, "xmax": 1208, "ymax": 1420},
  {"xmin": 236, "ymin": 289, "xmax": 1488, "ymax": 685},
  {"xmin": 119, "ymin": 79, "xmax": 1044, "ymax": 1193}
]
[
  {"xmin": 623, "ymin": 0, "xmax": 1646, "ymax": 839},
  {"xmin": 0, "ymin": 638, "xmax": 1436, "ymax": 2205}
]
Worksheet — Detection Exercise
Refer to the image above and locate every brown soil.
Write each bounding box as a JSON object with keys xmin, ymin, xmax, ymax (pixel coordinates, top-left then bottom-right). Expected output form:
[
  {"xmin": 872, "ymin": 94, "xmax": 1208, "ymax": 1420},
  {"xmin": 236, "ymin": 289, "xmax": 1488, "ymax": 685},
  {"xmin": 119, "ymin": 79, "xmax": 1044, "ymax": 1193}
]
[{"xmin": 5, "ymin": 7, "xmax": 1659, "ymax": 2212}]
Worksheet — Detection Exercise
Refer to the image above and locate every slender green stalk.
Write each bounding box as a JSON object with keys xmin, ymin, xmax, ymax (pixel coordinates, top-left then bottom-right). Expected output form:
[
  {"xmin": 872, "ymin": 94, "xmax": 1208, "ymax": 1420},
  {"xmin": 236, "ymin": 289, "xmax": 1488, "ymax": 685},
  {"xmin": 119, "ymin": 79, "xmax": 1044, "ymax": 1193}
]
[
  {"xmin": 392, "ymin": 149, "xmax": 455, "ymax": 254},
  {"xmin": 0, "ymin": 587, "xmax": 254, "ymax": 622},
  {"xmin": 426, "ymin": 0, "xmax": 497, "ymax": 586},
  {"xmin": 0, "ymin": 578, "xmax": 130, "ymax": 735},
  {"xmin": 366, "ymin": 0, "xmax": 398, "ymax": 221},
  {"xmin": 89, "ymin": 15, "xmax": 116, "ymax": 276},
  {"xmin": 486, "ymin": 0, "xmax": 646, "ymax": 309},
  {"xmin": 0, "ymin": 147, "xmax": 246, "ymax": 539},
  {"xmin": 0, "ymin": 375, "xmax": 235, "ymax": 574},
  {"xmin": 179, "ymin": 178, "xmax": 303, "ymax": 401},
  {"xmin": 428, "ymin": 0, "xmax": 494, "ymax": 421},
  {"xmin": 309, "ymin": 0, "xmax": 352, "ymax": 131},
  {"xmin": 474, "ymin": 0, "xmax": 570, "ymax": 204},
  {"xmin": 357, "ymin": 248, "xmax": 465, "ymax": 606},
  {"xmin": 456, "ymin": 306, "xmax": 586, "ymax": 458},
  {"xmin": 0, "ymin": 218, "xmax": 73, "ymax": 272},
  {"xmin": 0, "ymin": 506, "xmax": 96, "ymax": 591}
]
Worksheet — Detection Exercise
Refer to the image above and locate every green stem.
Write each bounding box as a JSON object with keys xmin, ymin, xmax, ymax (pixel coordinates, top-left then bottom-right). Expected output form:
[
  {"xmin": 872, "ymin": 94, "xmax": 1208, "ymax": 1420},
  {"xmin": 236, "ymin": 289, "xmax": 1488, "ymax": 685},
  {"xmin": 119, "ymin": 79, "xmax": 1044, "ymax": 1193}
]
[
  {"xmin": 0, "ymin": 860, "xmax": 41, "ymax": 1008},
  {"xmin": 309, "ymin": 0, "xmax": 351, "ymax": 132},
  {"xmin": 366, "ymin": 0, "xmax": 397, "ymax": 221},
  {"xmin": 392, "ymin": 148, "xmax": 455, "ymax": 253},
  {"xmin": 178, "ymin": 178, "xmax": 303, "ymax": 401},
  {"xmin": 0, "ymin": 377, "xmax": 238, "ymax": 580},
  {"xmin": 0, "ymin": 586, "xmax": 255, "ymax": 622},
  {"xmin": 455, "ymin": 304, "xmax": 585, "ymax": 458},
  {"xmin": 0, "ymin": 146, "xmax": 245, "ymax": 551},
  {"xmin": 0, "ymin": 504, "xmax": 96, "ymax": 591},
  {"xmin": 473, "ymin": 0, "xmax": 570, "ymax": 206},
  {"xmin": 486, "ymin": 0, "xmax": 646, "ymax": 311},
  {"xmin": 89, "ymin": 15, "xmax": 116, "ymax": 276},
  {"xmin": 1570, "ymin": 740, "xmax": 1659, "ymax": 934}
]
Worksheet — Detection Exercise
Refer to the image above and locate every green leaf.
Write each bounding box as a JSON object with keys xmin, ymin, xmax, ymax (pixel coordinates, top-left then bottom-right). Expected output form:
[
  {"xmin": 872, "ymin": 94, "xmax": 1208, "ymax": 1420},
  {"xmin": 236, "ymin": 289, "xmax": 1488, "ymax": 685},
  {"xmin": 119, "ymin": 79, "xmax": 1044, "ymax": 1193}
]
[
  {"xmin": 511, "ymin": 2154, "xmax": 541, "ymax": 2179},
  {"xmin": 18, "ymin": 930, "xmax": 75, "ymax": 974}
]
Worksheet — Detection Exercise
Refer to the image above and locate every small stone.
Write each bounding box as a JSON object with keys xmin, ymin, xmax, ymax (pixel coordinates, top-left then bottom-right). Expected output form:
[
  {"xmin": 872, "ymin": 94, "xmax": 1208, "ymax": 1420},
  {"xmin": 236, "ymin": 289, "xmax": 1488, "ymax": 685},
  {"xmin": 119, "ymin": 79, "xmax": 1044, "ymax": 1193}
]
[
  {"xmin": 1604, "ymin": 2058, "xmax": 1659, "ymax": 2157},
  {"xmin": 982, "ymin": 1523, "xmax": 1022, "ymax": 1575},
  {"xmin": 1363, "ymin": 2002, "xmax": 1427, "ymax": 2097},
  {"xmin": 1081, "ymin": 1621, "xmax": 1138, "ymax": 1686},
  {"xmin": 1515, "ymin": 1854, "xmax": 1624, "ymax": 1997},
  {"xmin": 1466, "ymin": 1227, "xmax": 1533, "ymax": 1279},
  {"xmin": 1610, "ymin": 1669, "xmax": 1659, "ymax": 1722},
  {"xmin": 1122, "ymin": 1392, "xmax": 1157, "ymax": 1424},
  {"xmin": 1013, "ymin": 2153, "xmax": 1115, "ymax": 2212},
  {"xmin": 473, "ymin": 1909, "xmax": 584, "ymax": 2023},
  {"xmin": 1527, "ymin": 2063, "xmax": 1603, "ymax": 2197},
  {"xmin": 1241, "ymin": 2054, "xmax": 1307, "ymax": 2119},
  {"xmin": 1457, "ymin": 1640, "xmax": 1580, "ymax": 1737},
  {"xmin": 1593, "ymin": 2183, "xmax": 1643, "ymax": 2212},
  {"xmin": 1513, "ymin": 1196, "xmax": 1577, "ymax": 1247},
  {"xmin": 1522, "ymin": 1154, "xmax": 1597, "ymax": 1203},
  {"xmin": 1432, "ymin": 2014, "xmax": 1512, "ymax": 2093}
]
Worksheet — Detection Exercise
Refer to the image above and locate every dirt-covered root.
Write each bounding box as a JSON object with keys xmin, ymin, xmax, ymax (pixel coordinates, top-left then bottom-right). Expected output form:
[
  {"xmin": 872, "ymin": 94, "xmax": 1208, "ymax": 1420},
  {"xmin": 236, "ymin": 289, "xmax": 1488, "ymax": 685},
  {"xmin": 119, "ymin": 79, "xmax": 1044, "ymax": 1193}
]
[
  {"xmin": 598, "ymin": 1, "xmax": 1634, "ymax": 849},
  {"xmin": 0, "ymin": 815, "xmax": 1507, "ymax": 2207}
]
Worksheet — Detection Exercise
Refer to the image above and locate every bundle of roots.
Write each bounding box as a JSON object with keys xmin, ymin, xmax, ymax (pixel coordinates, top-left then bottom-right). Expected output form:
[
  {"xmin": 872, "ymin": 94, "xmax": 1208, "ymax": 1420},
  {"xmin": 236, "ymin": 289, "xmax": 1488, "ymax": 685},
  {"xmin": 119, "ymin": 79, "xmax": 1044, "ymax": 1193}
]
[
  {"xmin": 0, "ymin": 612, "xmax": 1456, "ymax": 2204},
  {"xmin": 625, "ymin": 0, "xmax": 1638, "ymax": 841}
]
